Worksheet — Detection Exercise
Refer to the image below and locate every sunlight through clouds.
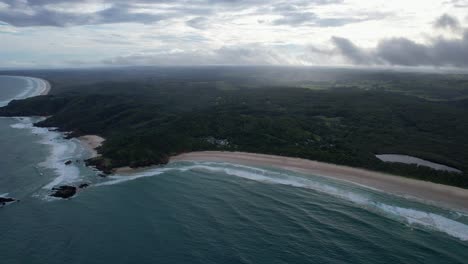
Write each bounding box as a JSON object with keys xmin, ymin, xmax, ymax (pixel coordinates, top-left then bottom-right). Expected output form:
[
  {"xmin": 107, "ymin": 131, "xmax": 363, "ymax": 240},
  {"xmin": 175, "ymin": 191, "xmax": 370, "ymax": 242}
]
[{"xmin": 0, "ymin": 0, "xmax": 467, "ymax": 69}]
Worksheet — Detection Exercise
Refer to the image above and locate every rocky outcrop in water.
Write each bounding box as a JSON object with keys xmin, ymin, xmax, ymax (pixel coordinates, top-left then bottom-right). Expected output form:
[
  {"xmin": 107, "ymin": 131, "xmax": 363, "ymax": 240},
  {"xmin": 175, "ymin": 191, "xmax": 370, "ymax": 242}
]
[
  {"xmin": 85, "ymin": 154, "xmax": 170, "ymax": 175},
  {"xmin": 50, "ymin": 183, "xmax": 91, "ymax": 199},
  {"xmin": 0, "ymin": 197, "xmax": 16, "ymax": 207},
  {"xmin": 50, "ymin": 185, "xmax": 76, "ymax": 199}
]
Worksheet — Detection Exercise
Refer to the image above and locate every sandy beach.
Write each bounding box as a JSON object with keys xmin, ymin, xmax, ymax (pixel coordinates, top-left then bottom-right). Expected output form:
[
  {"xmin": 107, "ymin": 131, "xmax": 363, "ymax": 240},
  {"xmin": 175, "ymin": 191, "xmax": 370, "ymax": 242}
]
[
  {"xmin": 171, "ymin": 151, "xmax": 468, "ymax": 212},
  {"xmin": 115, "ymin": 166, "xmax": 137, "ymax": 173},
  {"xmin": 78, "ymin": 135, "xmax": 105, "ymax": 158},
  {"xmin": 39, "ymin": 78, "xmax": 51, "ymax": 95}
]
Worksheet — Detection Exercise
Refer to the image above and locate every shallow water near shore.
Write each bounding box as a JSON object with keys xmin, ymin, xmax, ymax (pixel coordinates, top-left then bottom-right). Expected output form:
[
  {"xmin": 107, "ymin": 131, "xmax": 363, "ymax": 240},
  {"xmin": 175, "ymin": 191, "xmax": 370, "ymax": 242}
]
[{"xmin": 1, "ymin": 75, "xmax": 468, "ymax": 264}]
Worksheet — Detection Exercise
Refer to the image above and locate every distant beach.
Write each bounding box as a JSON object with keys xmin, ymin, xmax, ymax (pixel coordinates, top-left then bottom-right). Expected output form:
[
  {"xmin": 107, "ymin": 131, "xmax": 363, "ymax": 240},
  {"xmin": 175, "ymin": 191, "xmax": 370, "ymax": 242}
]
[
  {"xmin": 38, "ymin": 78, "xmax": 51, "ymax": 95},
  {"xmin": 0, "ymin": 76, "xmax": 97, "ymax": 190},
  {"xmin": 0, "ymin": 76, "xmax": 50, "ymax": 107},
  {"xmin": 172, "ymin": 151, "xmax": 468, "ymax": 212},
  {"xmin": 78, "ymin": 135, "xmax": 105, "ymax": 158}
]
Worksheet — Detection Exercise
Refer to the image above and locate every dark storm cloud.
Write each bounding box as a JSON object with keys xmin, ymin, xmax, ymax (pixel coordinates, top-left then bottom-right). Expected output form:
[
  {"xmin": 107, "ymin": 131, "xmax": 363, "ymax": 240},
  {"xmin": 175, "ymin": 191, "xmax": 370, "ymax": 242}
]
[{"xmin": 332, "ymin": 29, "xmax": 468, "ymax": 67}]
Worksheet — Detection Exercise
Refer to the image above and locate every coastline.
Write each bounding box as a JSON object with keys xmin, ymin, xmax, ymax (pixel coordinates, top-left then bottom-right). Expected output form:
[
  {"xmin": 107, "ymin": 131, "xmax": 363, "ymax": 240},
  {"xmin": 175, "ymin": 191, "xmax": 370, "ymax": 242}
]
[
  {"xmin": 38, "ymin": 78, "xmax": 51, "ymax": 95},
  {"xmin": 171, "ymin": 151, "xmax": 468, "ymax": 212},
  {"xmin": 1, "ymin": 76, "xmax": 100, "ymax": 191},
  {"xmin": 30, "ymin": 77, "xmax": 105, "ymax": 163},
  {"xmin": 78, "ymin": 135, "xmax": 105, "ymax": 158},
  {"xmin": 3, "ymin": 75, "xmax": 468, "ymax": 212},
  {"xmin": 0, "ymin": 76, "xmax": 51, "ymax": 107}
]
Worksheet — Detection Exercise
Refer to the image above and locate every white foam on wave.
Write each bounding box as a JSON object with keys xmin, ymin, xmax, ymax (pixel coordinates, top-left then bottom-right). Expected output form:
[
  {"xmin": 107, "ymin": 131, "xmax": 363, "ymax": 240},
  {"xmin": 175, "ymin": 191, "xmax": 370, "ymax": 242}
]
[
  {"xmin": 9, "ymin": 117, "xmax": 85, "ymax": 190},
  {"xmin": 0, "ymin": 193, "xmax": 9, "ymax": 197},
  {"xmin": 454, "ymin": 211, "xmax": 468, "ymax": 218},
  {"xmin": 99, "ymin": 160, "xmax": 468, "ymax": 241},
  {"xmin": 95, "ymin": 168, "xmax": 172, "ymax": 186},
  {"xmin": 198, "ymin": 163, "xmax": 468, "ymax": 241},
  {"xmin": 376, "ymin": 204, "xmax": 468, "ymax": 241},
  {"xmin": 1, "ymin": 76, "xmax": 87, "ymax": 198},
  {"xmin": 183, "ymin": 163, "xmax": 373, "ymax": 205}
]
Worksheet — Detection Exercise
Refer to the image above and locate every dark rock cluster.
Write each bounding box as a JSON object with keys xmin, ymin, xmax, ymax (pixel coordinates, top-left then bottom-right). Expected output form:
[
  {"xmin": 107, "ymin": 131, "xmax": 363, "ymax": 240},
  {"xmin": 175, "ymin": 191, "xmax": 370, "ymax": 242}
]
[
  {"xmin": 0, "ymin": 197, "xmax": 16, "ymax": 207},
  {"xmin": 50, "ymin": 185, "xmax": 76, "ymax": 198},
  {"xmin": 50, "ymin": 183, "xmax": 90, "ymax": 199}
]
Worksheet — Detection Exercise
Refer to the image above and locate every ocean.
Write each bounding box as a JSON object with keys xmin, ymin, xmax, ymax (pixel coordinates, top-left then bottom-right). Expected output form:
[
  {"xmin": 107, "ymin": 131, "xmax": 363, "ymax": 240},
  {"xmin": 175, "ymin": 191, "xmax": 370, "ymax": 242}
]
[{"xmin": 1, "ymin": 75, "xmax": 468, "ymax": 264}]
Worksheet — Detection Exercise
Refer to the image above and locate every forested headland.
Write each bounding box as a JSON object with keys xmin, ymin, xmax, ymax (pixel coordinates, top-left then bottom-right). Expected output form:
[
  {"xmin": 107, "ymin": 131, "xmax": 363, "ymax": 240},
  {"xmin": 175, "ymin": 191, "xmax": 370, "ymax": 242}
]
[{"xmin": 1, "ymin": 67, "xmax": 467, "ymax": 187}]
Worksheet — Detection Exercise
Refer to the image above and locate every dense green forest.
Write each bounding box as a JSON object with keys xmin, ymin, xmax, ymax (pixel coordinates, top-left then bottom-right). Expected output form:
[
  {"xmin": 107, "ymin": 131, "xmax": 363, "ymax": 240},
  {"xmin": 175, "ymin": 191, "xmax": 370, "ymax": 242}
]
[{"xmin": 1, "ymin": 67, "xmax": 468, "ymax": 187}]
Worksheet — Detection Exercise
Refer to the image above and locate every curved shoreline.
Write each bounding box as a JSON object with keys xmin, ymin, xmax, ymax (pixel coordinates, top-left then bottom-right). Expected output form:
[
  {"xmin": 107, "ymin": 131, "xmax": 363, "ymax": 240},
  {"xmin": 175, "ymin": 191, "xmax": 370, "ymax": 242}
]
[
  {"xmin": 0, "ymin": 76, "xmax": 93, "ymax": 193},
  {"xmin": 78, "ymin": 135, "xmax": 105, "ymax": 158},
  {"xmin": 171, "ymin": 151, "xmax": 468, "ymax": 212},
  {"xmin": 0, "ymin": 75, "xmax": 51, "ymax": 107},
  {"xmin": 37, "ymin": 77, "xmax": 51, "ymax": 95}
]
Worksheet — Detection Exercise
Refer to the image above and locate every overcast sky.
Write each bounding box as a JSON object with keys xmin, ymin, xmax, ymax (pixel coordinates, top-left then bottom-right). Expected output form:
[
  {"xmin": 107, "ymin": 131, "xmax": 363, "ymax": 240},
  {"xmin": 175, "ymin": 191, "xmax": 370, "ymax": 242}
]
[{"xmin": 1, "ymin": 0, "xmax": 468, "ymax": 69}]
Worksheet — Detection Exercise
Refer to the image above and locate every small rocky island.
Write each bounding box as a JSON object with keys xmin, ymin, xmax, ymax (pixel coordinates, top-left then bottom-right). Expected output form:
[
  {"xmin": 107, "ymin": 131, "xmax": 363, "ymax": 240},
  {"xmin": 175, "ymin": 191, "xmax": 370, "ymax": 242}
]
[
  {"xmin": 50, "ymin": 183, "xmax": 90, "ymax": 199},
  {"xmin": 0, "ymin": 197, "xmax": 17, "ymax": 207}
]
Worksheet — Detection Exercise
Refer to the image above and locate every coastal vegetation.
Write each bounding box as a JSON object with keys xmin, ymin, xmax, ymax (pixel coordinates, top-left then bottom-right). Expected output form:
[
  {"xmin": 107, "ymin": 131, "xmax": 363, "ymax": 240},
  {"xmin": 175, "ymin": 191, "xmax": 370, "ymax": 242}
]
[{"xmin": 1, "ymin": 67, "xmax": 467, "ymax": 187}]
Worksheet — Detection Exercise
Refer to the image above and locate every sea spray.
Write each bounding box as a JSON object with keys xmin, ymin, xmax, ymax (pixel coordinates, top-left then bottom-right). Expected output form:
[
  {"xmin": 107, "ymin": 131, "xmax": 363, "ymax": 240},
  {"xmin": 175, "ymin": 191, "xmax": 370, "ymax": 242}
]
[
  {"xmin": 9, "ymin": 117, "xmax": 92, "ymax": 192},
  {"xmin": 0, "ymin": 76, "xmax": 94, "ymax": 196},
  {"xmin": 377, "ymin": 204, "xmax": 468, "ymax": 241}
]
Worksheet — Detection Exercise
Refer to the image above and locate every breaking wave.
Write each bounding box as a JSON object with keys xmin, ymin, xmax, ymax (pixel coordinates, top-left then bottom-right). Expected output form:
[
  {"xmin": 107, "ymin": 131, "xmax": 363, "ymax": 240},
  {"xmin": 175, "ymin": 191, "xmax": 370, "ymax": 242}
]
[
  {"xmin": 97, "ymin": 161, "xmax": 468, "ymax": 241},
  {"xmin": 10, "ymin": 117, "xmax": 88, "ymax": 190}
]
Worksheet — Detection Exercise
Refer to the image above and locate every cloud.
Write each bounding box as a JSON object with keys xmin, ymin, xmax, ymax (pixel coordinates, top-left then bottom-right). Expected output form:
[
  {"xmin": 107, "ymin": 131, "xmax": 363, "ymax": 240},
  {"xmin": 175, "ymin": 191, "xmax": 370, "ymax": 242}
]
[
  {"xmin": 273, "ymin": 12, "xmax": 318, "ymax": 26},
  {"xmin": 375, "ymin": 38, "xmax": 433, "ymax": 66},
  {"xmin": 0, "ymin": 0, "xmax": 345, "ymax": 27},
  {"xmin": 2, "ymin": 2, "xmax": 468, "ymax": 69},
  {"xmin": 331, "ymin": 37, "xmax": 375, "ymax": 64},
  {"xmin": 0, "ymin": 21, "xmax": 16, "ymax": 33},
  {"xmin": 272, "ymin": 10, "xmax": 389, "ymax": 27},
  {"xmin": 332, "ymin": 28, "xmax": 468, "ymax": 67},
  {"xmin": 444, "ymin": 0, "xmax": 468, "ymax": 8},
  {"xmin": 0, "ymin": 2, "xmax": 171, "ymax": 27},
  {"xmin": 434, "ymin": 14, "xmax": 461, "ymax": 31},
  {"xmin": 102, "ymin": 45, "xmax": 309, "ymax": 66},
  {"xmin": 186, "ymin": 17, "xmax": 210, "ymax": 30}
]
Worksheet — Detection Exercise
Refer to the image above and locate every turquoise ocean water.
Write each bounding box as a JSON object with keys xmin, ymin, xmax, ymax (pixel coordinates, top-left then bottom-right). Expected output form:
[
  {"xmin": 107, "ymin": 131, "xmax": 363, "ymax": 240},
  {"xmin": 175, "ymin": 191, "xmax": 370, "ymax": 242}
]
[{"xmin": 1, "ymin": 76, "xmax": 468, "ymax": 264}]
